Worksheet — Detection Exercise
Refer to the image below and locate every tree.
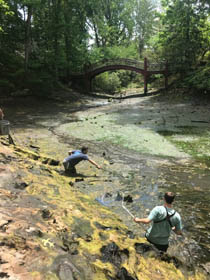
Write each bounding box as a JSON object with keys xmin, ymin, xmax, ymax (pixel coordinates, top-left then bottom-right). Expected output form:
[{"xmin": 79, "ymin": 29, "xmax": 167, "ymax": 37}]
[
  {"xmin": 133, "ymin": 0, "xmax": 159, "ymax": 57},
  {"xmin": 158, "ymin": 0, "xmax": 209, "ymax": 73},
  {"xmin": 0, "ymin": 0, "xmax": 13, "ymax": 31},
  {"xmin": 86, "ymin": 0, "xmax": 135, "ymax": 47}
]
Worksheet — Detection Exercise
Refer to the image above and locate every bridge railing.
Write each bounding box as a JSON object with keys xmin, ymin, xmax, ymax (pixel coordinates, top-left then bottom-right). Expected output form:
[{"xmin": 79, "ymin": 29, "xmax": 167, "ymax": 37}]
[
  {"xmin": 147, "ymin": 62, "xmax": 166, "ymax": 71},
  {"xmin": 85, "ymin": 58, "xmax": 143, "ymax": 72},
  {"xmin": 85, "ymin": 58, "xmax": 166, "ymax": 72}
]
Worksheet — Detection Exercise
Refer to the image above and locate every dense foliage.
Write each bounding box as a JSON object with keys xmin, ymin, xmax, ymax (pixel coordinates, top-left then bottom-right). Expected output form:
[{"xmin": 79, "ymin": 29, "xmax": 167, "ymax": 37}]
[{"xmin": 0, "ymin": 0, "xmax": 209, "ymax": 95}]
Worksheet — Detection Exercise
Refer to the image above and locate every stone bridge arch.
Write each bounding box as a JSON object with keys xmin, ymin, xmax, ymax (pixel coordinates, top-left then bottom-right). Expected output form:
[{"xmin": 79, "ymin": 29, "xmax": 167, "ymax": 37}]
[{"xmin": 70, "ymin": 58, "xmax": 168, "ymax": 94}]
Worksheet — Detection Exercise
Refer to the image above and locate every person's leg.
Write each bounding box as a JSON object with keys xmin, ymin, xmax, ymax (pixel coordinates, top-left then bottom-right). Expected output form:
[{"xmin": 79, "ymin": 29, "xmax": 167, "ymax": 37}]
[
  {"xmin": 63, "ymin": 161, "xmax": 69, "ymax": 171},
  {"xmin": 68, "ymin": 165, "xmax": 76, "ymax": 174},
  {"xmin": 63, "ymin": 160, "xmax": 77, "ymax": 174},
  {"xmin": 152, "ymin": 243, "xmax": 168, "ymax": 252},
  {"xmin": 146, "ymin": 236, "xmax": 168, "ymax": 252}
]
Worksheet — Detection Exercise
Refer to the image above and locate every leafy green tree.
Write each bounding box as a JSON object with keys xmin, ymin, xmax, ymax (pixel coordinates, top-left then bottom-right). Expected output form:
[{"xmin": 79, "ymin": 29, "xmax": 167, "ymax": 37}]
[
  {"xmin": 158, "ymin": 0, "xmax": 209, "ymax": 73},
  {"xmin": 133, "ymin": 0, "xmax": 159, "ymax": 57},
  {"xmin": 31, "ymin": 0, "xmax": 88, "ymax": 76},
  {"xmin": 86, "ymin": 0, "xmax": 135, "ymax": 47},
  {"xmin": 2, "ymin": 0, "xmax": 209, "ymax": 95},
  {"xmin": 0, "ymin": 0, "xmax": 13, "ymax": 31}
]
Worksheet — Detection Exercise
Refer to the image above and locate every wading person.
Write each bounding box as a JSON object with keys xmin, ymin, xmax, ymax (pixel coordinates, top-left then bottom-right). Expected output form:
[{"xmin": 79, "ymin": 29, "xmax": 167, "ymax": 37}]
[
  {"xmin": 63, "ymin": 146, "xmax": 101, "ymax": 174},
  {"xmin": 134, "ymin": 192, "xmax": 182, "ymax": 252}
]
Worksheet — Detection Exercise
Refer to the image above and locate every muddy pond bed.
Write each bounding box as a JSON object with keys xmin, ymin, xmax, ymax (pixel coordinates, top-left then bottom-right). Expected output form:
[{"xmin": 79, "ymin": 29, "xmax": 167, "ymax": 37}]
[{"xmin": 2, "ymin": 90, "xmax": 210, "ymax": 277}]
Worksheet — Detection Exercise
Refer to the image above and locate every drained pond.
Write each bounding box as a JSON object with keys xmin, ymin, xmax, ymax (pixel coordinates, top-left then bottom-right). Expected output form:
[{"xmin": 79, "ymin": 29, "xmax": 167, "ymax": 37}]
[
  {"xmin": 7, "ymin": 91, "xmax": 210, "ymax": 273},
  {"xmin": 54, "ymin": 92, "xmax": 210, "ymax": 267}
]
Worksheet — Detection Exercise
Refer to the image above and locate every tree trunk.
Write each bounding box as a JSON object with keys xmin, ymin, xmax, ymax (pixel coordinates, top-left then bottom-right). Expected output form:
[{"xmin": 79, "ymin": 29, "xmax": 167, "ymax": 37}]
[
  {"xmin": 52, "ymin": 0, "xmax": 62, "ymax": 80},
  {"xmin": 63, "ymin": 2, "xmax": 71, "ymax": 77},
  {"xmin": 25, "ymin": 5, "xmax": 33, "ymax": 72}
]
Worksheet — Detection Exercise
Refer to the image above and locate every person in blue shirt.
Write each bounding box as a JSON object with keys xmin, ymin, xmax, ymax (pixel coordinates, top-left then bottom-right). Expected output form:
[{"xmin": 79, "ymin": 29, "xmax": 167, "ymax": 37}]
[
  {"xmin": 134, "ymin": 192, "xmax": 182, "ymax": 252},
  {"xmin": 63, "ymin": 146, "xmax": 101, "ymax": 174}
]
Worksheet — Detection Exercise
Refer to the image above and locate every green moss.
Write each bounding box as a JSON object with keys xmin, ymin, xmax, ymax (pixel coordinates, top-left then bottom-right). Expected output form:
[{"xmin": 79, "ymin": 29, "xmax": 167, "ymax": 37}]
[
  {"xmin": 171, "ymin": 137, "xmax": 210, "ymax": 167},
  {"xmin": 158, "ymin": 126, "xmax": 201, "ymax": 137},
  {"xmin": 159, "ymin": 128, "xmax": 210, "ymax": 167},
  {"xmin": 71, "ymin": 217, "xmax": 94, "ymax": 238},
  {"xmin": 42, "ymin": 272, "xmax": 59, "ymax": 280}
]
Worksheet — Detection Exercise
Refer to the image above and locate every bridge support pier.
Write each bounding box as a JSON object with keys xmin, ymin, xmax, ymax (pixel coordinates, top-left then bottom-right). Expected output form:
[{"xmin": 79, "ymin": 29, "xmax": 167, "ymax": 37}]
[
  {"xmin": 144, "ymin": 75, "xmax": 148, "ymax": 95},
  {"xmin": 165, "ymin": 75, "xmax": 168, "ymax": 89},
  {"xmin": 85, "ymin": 76, "xmax": 92, "ymax": 92},
  {"xmin": 164, "ymin": 62, "xmax": 169, "ymax": 90},
  {"xmin": 144, "ymin": 58, "xmax": 148, "ymax": 95}
]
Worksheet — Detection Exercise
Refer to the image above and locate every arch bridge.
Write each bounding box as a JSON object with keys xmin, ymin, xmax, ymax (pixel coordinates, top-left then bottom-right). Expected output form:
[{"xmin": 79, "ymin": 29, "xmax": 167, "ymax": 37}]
[{"xmin": 69, "ymin": 58, "xmax": 169, "ymax": 94}]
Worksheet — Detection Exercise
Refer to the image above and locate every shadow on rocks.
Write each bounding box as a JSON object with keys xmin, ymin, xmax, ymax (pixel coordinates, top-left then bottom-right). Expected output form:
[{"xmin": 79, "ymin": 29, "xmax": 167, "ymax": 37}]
[
  {"xmin": 101, "ymin": 242, "xmax": 137, "ymax": 280},
  {"xmin": 101, "ymin": 242, "xmax": 129, "ymax": 268},
  {"xmin": 135, "ymin": 242, "xmax": 183, "ymax": 268}
]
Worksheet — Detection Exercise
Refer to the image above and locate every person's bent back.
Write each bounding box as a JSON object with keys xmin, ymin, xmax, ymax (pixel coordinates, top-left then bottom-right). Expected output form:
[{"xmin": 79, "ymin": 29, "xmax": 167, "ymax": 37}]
[{"xmin": 63, "ymin": 146, "xmax": 101, "ymax": 174}]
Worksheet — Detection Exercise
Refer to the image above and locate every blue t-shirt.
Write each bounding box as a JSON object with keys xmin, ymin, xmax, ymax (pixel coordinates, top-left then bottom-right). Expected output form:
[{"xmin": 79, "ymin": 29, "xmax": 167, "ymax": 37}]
[
  {"xmin": 63, "ymin": 150, "xmax": 89, "ymax": 167},
  {"xmin": 145, "ymin": 205, "xmax": 182, "ymax": 245}
]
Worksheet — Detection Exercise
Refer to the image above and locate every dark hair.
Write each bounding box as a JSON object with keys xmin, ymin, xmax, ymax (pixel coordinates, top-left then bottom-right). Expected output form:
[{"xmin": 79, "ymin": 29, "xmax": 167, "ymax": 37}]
[
  {"xmin": 81, "ymin": 146, "xmax": 88, "ymax": 153},
  {"xmin": 164, "ymin": 192, "xmax": 175, "ymax": 204}
]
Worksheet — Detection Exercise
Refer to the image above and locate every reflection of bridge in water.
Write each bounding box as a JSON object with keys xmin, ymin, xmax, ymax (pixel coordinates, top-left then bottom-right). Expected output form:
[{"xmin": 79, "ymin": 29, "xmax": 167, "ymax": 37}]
[{"xmin": 69, "ymin": 58, "xmax": 169, "ymax": 94}]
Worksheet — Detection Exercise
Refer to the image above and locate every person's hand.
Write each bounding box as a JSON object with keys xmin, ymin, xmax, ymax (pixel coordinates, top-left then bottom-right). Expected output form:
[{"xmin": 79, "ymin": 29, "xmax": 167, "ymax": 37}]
[
  {"xmin": 97, "ymin": 165, "xmax": 101, "ymax": 169},
  {"xmin": 133, "ymin": 217, "xmax": 138, "ymax": 223}
]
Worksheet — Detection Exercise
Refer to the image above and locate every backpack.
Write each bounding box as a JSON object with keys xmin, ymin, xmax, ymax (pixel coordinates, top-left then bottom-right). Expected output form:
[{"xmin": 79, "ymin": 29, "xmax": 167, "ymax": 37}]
[{"xmin": 154, "ymin": 206, "xmax": 176, "ymax": 227}]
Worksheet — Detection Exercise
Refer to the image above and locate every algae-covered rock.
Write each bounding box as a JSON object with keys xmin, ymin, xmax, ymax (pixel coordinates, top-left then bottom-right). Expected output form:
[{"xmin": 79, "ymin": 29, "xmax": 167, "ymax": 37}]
[{"xmin": 71, "ymin": 217, "xmax": 94, "ymax": 240}]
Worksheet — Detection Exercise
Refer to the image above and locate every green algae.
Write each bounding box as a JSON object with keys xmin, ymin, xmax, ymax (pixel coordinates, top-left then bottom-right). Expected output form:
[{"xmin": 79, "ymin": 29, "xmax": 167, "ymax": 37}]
[
  {"xmin": 71, "ymin": 217, "xmax": 93, "ymax": 238},
  {"xmin": 55, "ymin": 112, "xmax": 188, "ymax": 158},
  {"xmin": 159, "ymin": 128, "xmax": 210, "ymax": 167},
  {"xmin": 43, "ymin": 273, "xmax": 59, "ymax": 280}
]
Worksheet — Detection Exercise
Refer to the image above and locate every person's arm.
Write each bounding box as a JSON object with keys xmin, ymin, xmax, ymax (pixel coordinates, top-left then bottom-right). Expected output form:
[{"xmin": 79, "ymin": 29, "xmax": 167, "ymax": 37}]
[
  {"xmin": 172, "ymin": 213, "xmax": 183, "ymax": 235},
  {"xmin": 134, "ymin": 217, "xmax": 151, "ymax": 224},
  {"xmin": 134, "ymin": 206, "xmax": 159, "ymax": 225},
  {"xmin": 172, "ymin": 214, "xmax": 183, "ymax": 235},
  {"xmin": 88, "ymin": 158, "xmax": 101, "ymax": 169}
]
